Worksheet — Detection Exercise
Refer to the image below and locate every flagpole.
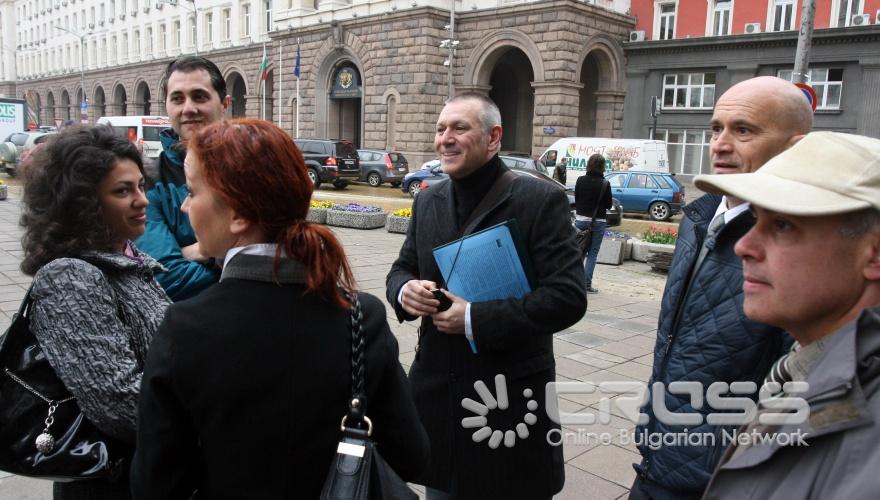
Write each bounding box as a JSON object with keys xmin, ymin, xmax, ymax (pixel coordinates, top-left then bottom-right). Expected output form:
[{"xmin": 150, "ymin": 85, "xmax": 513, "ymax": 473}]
[
  {"xmin": 277, "ymin": 39, "xmax": 282, "ymax": 125},
  {"xmin": 296, "ymin": 38, "xmax": 301, "ymax": 139}
]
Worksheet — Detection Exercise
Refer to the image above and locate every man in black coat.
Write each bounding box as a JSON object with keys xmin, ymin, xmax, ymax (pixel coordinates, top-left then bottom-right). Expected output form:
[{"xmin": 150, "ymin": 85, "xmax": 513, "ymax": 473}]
[{"xmin": 386, "ymin": 93, "xmax": 586, "ymax": 499}]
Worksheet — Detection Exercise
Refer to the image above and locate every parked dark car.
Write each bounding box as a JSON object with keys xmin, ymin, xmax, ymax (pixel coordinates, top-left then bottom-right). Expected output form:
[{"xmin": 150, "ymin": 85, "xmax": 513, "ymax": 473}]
[
  {"xmin": 293, "ymin": 138, "xmax": 360, "ymax": 189},
  {"xmin": 499, "ymin": 155, "xmax": 549, "ymax": 176},
  {"xmin": 356, "ymin": 149, "xmax": 409, "ymax": 187},
  {"xmin": 605, "ymin": 171, "xmax": 685, "ymax": 221},
  {"xmin": 415, "ymin": 162, "xmax": 621, "ymax": 227}
]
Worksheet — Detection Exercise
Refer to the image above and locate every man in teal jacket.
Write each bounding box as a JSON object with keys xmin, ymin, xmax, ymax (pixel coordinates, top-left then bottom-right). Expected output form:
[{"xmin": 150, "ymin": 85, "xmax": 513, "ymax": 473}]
[{"xmin": 136, "ymin": 56, "xmax": 229, "ymax": 300}]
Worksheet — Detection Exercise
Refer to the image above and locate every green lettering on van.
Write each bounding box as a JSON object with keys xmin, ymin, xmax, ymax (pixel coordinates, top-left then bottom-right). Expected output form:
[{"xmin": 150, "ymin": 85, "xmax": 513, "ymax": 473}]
[{"xmin": 0, "ymin": 104, "xmax": 16, "ymax": 119}]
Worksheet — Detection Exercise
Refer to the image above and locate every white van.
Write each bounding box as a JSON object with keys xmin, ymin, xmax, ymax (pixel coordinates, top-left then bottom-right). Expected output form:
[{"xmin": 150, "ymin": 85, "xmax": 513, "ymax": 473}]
[
  {"xmin": 539, "ymin": 138, "xmax": 669, "ymax": 187},
  {"xmin": 97, "ymin": 116, "xmax": 170, "ymax": 160}
]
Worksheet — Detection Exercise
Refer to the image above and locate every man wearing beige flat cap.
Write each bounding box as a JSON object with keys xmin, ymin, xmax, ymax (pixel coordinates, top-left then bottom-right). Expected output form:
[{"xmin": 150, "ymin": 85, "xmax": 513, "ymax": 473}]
[{"xmin": 695, "ymin": 131, "xmax": 880, "ymax": 500}]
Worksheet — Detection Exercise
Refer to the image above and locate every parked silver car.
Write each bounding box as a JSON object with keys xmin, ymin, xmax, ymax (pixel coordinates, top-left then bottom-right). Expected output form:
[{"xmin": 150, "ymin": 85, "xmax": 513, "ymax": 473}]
[
  {"xmin": 0, "ymin": 131, "xmax": 55, "ymax": 176},
  {"xmin": 356, "ymin": 150, "xmax": 410, "ymax": 187}
]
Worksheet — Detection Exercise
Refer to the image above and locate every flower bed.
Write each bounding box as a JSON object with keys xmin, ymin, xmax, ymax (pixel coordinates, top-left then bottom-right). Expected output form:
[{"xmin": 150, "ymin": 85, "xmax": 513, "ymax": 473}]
[
  {"xmin": 306, "ymin": 200, "xmax": 333, "ymax": 224},
  {"xmin": 386, "ymin": 208, "xmax": 412, "ymax": 234},
  {"xmin": 326, "ymin": 203, "xmax": 387, "ymax": 229}
]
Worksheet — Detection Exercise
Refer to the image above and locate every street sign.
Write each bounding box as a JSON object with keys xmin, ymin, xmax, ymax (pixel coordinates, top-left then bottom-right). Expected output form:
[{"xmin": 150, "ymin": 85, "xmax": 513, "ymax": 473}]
[
  {"xmin": 80, "ymin": 100, "xmax": 88, "ymax": 124},
  {"xmin": 543, "ymin": 126, "xmax": 555, "ymax": 135},
  {"xmin": 794, "ymin": 83, "xmax": 818, "ymax": 112}
]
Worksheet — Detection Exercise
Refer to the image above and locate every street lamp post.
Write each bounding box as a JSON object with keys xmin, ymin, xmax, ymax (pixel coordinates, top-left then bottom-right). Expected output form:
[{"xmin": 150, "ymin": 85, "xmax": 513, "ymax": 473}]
[{"xmin": 54, "ymin": 25, "xmax": 88, "ymax": 123}]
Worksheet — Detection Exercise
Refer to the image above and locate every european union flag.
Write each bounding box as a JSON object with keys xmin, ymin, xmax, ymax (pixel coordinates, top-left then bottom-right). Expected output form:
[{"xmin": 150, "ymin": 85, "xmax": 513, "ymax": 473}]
[{"xmin": 293, "ymin": 44, "xmax": 301, "ymax": 79}]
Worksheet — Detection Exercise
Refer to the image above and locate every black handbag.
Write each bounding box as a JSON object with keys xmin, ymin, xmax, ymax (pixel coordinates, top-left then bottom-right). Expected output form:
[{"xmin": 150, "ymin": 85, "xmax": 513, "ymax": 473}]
[
  {"xmin": 0, "ymin": 286, "xmax": 130, "ymax": 481},
  {"xmin": 320, "ymin": 292, "xmax": 417, "ymax": 500}
]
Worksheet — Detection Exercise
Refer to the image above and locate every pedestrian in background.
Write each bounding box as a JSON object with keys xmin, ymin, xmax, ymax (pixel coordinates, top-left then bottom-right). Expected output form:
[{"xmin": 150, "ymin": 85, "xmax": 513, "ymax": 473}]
[
  {"xmin": 552, "ymin": 156, "xmax": 568, "ymax": 185},
  {"xmin": 132, "ymin": 119, "xmax": 428, "ymax": 499},
  {"xmin": 574, "ymin": 153, "xmax": 612, "ymax": 294},
  {"xmin": 20, "ymin": 125, "xmax": 170, "ymax": 499}
]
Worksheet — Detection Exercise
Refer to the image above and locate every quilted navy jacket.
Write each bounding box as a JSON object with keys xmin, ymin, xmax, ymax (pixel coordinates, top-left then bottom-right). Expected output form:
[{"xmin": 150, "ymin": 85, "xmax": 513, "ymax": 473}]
[{"xmin": 633, "ymin": 194, "xmax": 790, "ymax": 500}]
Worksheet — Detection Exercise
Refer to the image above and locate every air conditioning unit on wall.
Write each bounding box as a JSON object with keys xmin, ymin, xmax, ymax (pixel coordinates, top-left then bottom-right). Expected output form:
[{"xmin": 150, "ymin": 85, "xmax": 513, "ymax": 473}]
[
  {"xmin": 851, "ymin": 13, "xmax": 870, "ymax": 26},
  {"xmin": 629, "ymin": 30, "xmax": 645, "ymax": 42},
  {"xmin": 744, "ymin": 22, "xmax": 762, "ymax": 34}
]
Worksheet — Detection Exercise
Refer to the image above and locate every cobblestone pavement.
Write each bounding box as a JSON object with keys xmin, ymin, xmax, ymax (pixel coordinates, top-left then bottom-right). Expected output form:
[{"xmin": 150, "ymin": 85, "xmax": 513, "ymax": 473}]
[{"xmin": 0, "ymin": 188, "xmax": 669, "ymax": 499}]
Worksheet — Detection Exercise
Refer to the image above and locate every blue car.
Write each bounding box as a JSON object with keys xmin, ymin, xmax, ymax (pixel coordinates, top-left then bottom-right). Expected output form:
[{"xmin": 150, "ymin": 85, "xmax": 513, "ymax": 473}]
[
  {"xmin": 605, "ymin": 171, "xmax": 685, "ymax": 221},
  {"xmin": 401, "ymin": 163, "xmax": 446, "ymax": 198}
]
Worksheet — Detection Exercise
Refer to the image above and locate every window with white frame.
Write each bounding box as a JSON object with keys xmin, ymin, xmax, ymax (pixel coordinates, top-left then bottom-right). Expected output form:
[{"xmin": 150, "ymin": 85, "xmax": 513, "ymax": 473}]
[
  {"xmin": 712, "ymin": 0, "xmax": 731, "ymax": 36},
  {"xmin": 222, "ymin": 8, "xmax": 231, "ymax": 40},
  {"xmin": 158, "ymin": 24, "xmax": 166, "ymax": 52},
  {"xmin": 778, "ymin": 68, "xmax": 843, "ymax": 110},
  {"xmin": 656, "ymin": 2, "xmax": 676, "ymax": 40},
  {"xmin": 662, "ymin": 73, "xmax": 716, "ymax": 109},
  {"xmin": 133, "ymin": 30, "xmax": 139, "ymax": 54},
  {"xmin": 121, "ymin": 32, "xmax": 128, "ymax": 60},
  {"xmin": 173, "ymin": 20, "xmax": 180, "ymax": 49},
  {"xmin": 204, "ymin": 12, "xmax": 213, "ymax": 43},
  {"xmin": 241, "ymin": 3, "xmax": 251, "ymax": 37},
  {"xmin": 834, "ymin": 0, "xmax": 863, "ymax": 27},
  {"xmin": 189, "ymin": 15, "xmax": 196, "ymax": 47},
  {"xmin": 109, "ymin": 35, "xmax": 116, "ymax": 64},
  {"xmin": 770, "ymin": 0, "xmax": 796, "ymax": 31},
  {"xmin": 657, "ymin": 129, "xmax": 712, "ymax": 175},
  {"xmin": 264, "ymin": 0, "xmax": 272, "ymax": 33},
  {"xmin": 145, "ymin": 27, "xmax": 152, "ymax": 56}
]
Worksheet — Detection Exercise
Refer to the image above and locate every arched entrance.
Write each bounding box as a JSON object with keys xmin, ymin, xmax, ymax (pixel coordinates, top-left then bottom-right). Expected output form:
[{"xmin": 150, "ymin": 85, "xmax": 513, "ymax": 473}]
[
  {"xmin": 46, "ymin": 92, "xmax": 56, "ymax": 126},
  {"xmin": 227, "ymin": 72, "xmax": 247, "ymax": 117},
  {"xmin": 327, "ymin": 62, "xmax": 362, "ymax": 145},
  {"xmin": 576, "ymin": 39, "xmax": 625, "ymax": 138},
  {"xmin": 135, "ymin": 81, "xmax": 151, "ymax": 115},
  {"xmin": 94, "ymin": 86, "xmax": 106, "ymax": 120},
  {"xmin": 488, "ymin": 48, "xmax": 534, "ymax": 154},
  {"xmin": 112, "ymin": 84, "xmax": 127, "ymax": 116},
  {"xmin": 578, "ymin": 54, "xmax": 600, "ymax": 137},
  {"xmin": 61, "ymin": 90, "xmax": 70, "ymax": 121}
]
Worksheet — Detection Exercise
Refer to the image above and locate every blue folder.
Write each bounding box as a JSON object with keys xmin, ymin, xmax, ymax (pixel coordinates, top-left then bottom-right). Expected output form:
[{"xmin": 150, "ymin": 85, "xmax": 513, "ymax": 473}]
[{"xmin": 432, "ymin": 220, "xmax": 536, "ymax": 352}]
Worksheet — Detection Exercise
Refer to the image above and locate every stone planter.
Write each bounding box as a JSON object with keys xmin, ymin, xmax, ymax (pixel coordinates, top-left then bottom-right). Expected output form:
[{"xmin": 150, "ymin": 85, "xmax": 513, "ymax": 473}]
[
  {"xmin": 597, "ymin": 238, "xmax": 627, "ymax": 265},
  {"xmin": 326, "ymin": 209, "xmax": 387, "ymax": 229},
  {"xmin": 306, "ymin": 207, "xmax": 328, "ymax": 224},
  {"xmin": 386, "ymin": 214, "xmax": 410, "ymax": 234},
  {"xmin": 0, "ymin": 185, "xmax": 7, "ymax": 201},
  {"xmin": 631, "ymin": 238, "xmax": 676, "ymax": 262}
]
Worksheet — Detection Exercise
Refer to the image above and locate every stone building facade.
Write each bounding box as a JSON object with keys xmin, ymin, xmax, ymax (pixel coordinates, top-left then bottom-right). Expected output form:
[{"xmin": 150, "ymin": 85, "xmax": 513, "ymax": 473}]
[{"xmin": 11, "ymin": 0, "xmax": 634, "ymax": 164}]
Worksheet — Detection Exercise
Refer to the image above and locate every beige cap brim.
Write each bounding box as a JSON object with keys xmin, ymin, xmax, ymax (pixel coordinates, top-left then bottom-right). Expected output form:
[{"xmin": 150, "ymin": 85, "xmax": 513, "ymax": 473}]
[{"xmin": 695, "ymin": 172, "xmax": 872, "ymax": 216}]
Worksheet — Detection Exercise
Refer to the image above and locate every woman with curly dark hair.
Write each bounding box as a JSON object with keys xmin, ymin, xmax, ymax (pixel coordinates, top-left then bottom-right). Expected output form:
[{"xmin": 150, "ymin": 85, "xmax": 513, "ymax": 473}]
[{"xmin": 20, "ymin": 125, "xmax": 171, "ymax": 499}]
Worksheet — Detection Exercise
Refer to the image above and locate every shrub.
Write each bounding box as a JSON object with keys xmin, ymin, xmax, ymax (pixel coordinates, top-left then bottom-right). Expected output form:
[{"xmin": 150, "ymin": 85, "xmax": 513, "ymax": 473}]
[
  {"xmin": 330, "ymin": 203, "xmax": 384, "ymax": 213},
  {"xmin": 391, "ymin": 208, "xmax": 412, "ymax": 218},
  {"xmin": 641, "ymin": 225, "xmax": 678, "ymax": 245}
]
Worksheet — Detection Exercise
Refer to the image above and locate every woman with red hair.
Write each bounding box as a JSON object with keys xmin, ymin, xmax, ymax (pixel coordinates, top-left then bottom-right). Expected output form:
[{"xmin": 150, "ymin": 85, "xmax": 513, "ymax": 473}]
[{"xmin": 131, "ymin": 119, "xmax": 428, "ymax": 498}]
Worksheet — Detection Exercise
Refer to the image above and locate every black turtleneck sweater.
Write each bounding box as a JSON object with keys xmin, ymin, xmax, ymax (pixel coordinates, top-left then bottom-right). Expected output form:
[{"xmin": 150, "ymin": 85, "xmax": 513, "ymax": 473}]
[{"xmin": 450, "ymin": 155, "xmax": 503, "ymax": 229}]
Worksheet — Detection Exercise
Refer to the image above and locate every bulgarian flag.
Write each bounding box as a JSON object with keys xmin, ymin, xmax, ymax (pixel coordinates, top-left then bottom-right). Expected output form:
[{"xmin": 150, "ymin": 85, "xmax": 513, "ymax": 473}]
[{"xmin": 259, "ymin": 44, "xmax": 270, "ymax": 81}]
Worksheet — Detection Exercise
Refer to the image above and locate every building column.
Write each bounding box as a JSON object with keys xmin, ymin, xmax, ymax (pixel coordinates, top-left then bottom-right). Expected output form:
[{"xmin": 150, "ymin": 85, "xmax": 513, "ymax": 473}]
[
  {"xmin": 858, "ymin": 58, "xmax": 880, "ymax": 137},
  {"xmin": 594, "ymin": 90, "xmax": 626, "ymax": 138},
  {"xmin": 531, "ymin": 81, "xmax": 582, "ymax": 155}
]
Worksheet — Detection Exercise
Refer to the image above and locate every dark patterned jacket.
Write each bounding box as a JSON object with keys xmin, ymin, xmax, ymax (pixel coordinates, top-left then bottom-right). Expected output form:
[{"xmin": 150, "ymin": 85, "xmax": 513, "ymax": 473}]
[{"xmin": 30, "ymin": 246, "xmax": 170, "ymax": 443}]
